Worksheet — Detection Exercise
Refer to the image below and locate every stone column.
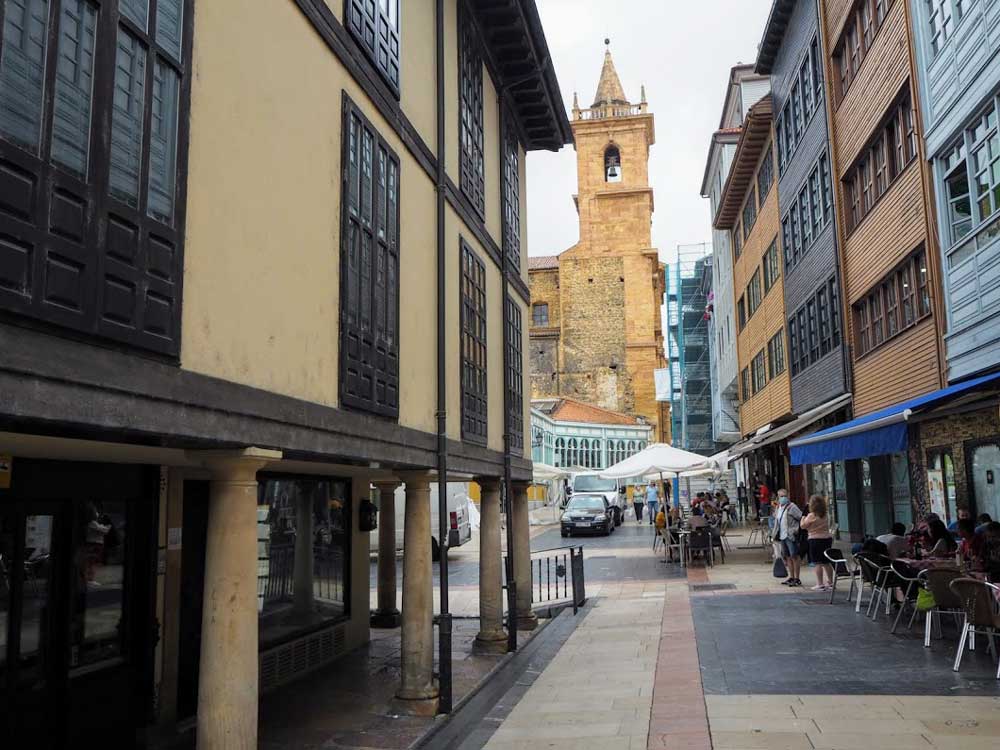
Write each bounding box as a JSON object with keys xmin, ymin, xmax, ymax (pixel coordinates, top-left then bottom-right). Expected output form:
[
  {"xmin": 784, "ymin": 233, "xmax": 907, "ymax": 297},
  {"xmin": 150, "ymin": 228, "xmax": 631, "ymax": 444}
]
[
  {"xmin": 191, "ymin": 448, "xmax": 281, "ymax": 750},
  {"xmin": 291, "ymin": 486, "xmax": 315, "ymax": 620},
  {"xmin": 476, "ymin": 478, "xmax": 507, "ymax": 649},
  {"xmin": 371, "ymin": 481, "xmax": 401, "ymax": 628},
  {"xmin": 396, "ymin": 473, "xmax": 439, "ymax": 713},
  {"xmin": 511, "ymin": 482, "xmax": 537, "ymax": 630}
]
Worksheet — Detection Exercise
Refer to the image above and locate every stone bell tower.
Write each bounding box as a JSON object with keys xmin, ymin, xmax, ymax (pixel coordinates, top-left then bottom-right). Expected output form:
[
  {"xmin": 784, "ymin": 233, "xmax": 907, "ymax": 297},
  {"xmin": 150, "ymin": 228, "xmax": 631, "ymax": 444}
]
[{"xmin": 529, "ymin": 41, "xmax": 669, "ymax": 443}]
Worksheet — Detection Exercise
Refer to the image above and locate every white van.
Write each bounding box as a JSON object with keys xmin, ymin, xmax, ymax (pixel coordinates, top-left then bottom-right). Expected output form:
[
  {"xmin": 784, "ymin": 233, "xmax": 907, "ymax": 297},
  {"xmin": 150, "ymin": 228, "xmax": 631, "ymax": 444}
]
[
  {"xmin": 369, "ymin": 481, "xmax": 473, "ymax": 560},
  {"xmin": 569, "ymin": 472, "xmax": 625, "ymax": 526}
]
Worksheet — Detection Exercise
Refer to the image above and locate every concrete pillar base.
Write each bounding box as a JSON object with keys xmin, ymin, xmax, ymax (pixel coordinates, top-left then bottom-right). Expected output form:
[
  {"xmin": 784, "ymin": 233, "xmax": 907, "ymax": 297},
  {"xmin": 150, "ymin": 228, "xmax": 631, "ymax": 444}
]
[
  {"xmin": 516, "ymin": 611, "xmax": 539, "ymax": 631},
  {"xmin": 474, "ymin": 629, "xmax": 508, "ymax": 653},
  {"xmin": 392, "ymin": 692, "xmax": 440, "ymax": 717},
  {"xmin": 370, "ymin": 608, "xmax": 401, "ymax": 629}
]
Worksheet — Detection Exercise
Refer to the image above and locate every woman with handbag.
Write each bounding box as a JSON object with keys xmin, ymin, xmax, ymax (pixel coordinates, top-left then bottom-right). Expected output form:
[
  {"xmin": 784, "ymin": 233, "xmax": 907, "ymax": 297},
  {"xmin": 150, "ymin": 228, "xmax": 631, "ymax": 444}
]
[{"xmin": 773, "ymin": 489, "xmax": 803, "ymax": 587}]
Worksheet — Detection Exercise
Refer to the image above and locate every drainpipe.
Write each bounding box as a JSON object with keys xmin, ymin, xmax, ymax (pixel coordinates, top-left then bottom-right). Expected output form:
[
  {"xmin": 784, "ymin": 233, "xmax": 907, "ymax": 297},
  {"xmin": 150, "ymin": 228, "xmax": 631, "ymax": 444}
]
[
  {"xmin": 499, "ymin": 90, "xmax": 518, "ymax": 655},
  {"xmin": 434, "ymin": 0, "xmax": 452, "ymax": 714}
]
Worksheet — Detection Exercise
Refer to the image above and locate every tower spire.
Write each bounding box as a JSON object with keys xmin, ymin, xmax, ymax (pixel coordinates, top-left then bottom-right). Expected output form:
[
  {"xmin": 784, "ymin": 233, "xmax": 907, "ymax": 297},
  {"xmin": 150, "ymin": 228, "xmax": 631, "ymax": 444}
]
[{"xmin": 592, "ymin": 39, "xmax": 629, "ymax": 108}]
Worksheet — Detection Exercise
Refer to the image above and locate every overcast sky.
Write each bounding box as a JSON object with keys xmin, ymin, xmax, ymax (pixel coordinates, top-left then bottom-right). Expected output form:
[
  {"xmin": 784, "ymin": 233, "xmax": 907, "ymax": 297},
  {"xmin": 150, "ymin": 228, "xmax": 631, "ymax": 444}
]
[{"xmin": 527, "ymin": 0, "xmax": 774, "ymax": 264}]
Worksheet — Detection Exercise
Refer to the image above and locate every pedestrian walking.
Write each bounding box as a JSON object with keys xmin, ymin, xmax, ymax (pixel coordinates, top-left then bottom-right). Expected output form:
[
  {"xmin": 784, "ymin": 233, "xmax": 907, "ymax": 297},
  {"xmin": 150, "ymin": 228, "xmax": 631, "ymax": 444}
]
[
  {"xmin": 801, "ymin": 495, "xmax": 833, "ymax": 591},
  {"xmin": 645, "ymin": 482, "xmax": 659, "ymax": 525},
  {"xmin": 737, "ymin": 482, "xmax": 748, "ymax": 522},
  {"xmin": 773, "ymin": 489, "xmax": 802, "ymax": 587},
  {"xmin": 633, "ymin": 484, "xmax": 645, "ymax": 523}
]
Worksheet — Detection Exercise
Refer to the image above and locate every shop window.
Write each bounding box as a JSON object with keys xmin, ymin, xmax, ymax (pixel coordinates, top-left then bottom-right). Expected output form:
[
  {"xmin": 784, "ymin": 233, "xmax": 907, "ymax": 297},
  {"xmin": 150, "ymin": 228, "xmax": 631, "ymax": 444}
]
[
  {"xmin": 256, "ymin": 477, "xmax": 350, "ymax": 645},
  {"xmin": 70, "ymin": 499, "xmax": 128, "ymax": 668},
  {"xmin": 890, "ymin": 452, "xmax": 913, "ymax": 527},
  {"xmin": 928, "ymin": 449, "xmax": 959, "ymax": 523}
]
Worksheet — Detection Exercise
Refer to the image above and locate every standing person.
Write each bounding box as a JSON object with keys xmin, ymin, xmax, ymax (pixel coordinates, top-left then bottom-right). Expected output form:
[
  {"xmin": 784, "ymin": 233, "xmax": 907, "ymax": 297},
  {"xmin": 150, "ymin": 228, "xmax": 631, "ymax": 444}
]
[
  {"xmin": 774, "ymin": 489, "xmax": 803, "ymax": 587},
  {"xmin": 633, "ymin": 484, "xmax": 645, "ymax": 523},
  {"xmin": 737, "ymin": 482, "xmax": 749, "ymax": 522},
  {"xmin": 801, "ymin": 495, "xmax": 834, "ymax": 591},
  {"xmin": 645, "ymin": 482, "xmax": 659, "ymax": 526}
]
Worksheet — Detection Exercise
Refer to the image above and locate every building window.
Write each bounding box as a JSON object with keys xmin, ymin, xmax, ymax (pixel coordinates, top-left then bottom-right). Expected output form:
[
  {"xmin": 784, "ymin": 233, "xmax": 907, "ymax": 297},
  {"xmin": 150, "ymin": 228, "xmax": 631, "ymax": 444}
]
[
  {"xmin": 461, "ymin": 240, "xmax": 488, "ymax": 443},
  {"xmin": 799, "ymin": 185, "xmax": 812, "ymax": 248},
  {"xmin": 340, "ymin": 98, "xmax": 401, "ymax": 418},
  {"xmin": 790, "ymin": 276, "xmax": 840, "ymax": 372},
  {"xmin": 458, "ymin": 5, "xmax": 485, "ymax": 217},
  {"xmin": 788, "ymin": 315, "xmax": 799, "ymax": 375},
  {"xmin": 852, "ymin": 248, "xmax": 930, "ymax": 356},
  {"xmin": 742, "ymin": 186, "xmax": 757, "ymax": 239},
  {"xmin": 532, "ymin": 302, "xmax": 549, "ymax": 326},
  {"xmin": 257, "ymin": 477, "xmax": 351, "ymax": 640},
  {"xmin": 791, "ymin": 81, "xmax": 803, "ymax": 138},
  {"xmin": 810, "ymin": 37, "xmax": 823, "ymax": 102},
  {"xmin": 776, "ymin": 119, "xmax": 786, "ymax": 172},
  {"xmin": 741, "ymin": 366, "xmax": 751, "ymax": 402},
  {"xmin": 763, "ymin": 238, "xmax": 780, "ymax": 292},
  {"xmin": 777, "ymin": 37, "xmax": 824, "ymax": 175},
  {"xmin": 767, "ymin": 329, "xmax": 786, "ymax": 379},
  {"xmin": 555, "ymin": 437, "xmax": 566, "ymax": 466},
  {"xmin": 346, "ymin": 0, "xmax": 400, "ymax": 95},
  {"xmin": 506, "ymin": 296, "xmax": 523, "ymax": 454},
  {"xmin": 604, "ymin": 144, "xmax": 622, "ymax": 182},
  {"xmin": 733, "ymin": 221, "xmax": 743, "ymax": 258},
  {"xmin": 0, "ymin": 0, "xmax": 189, "ymax": 355},
  {"xmin": 502, "ymin": 117, "xmax": 521, "ymax": 271},
  {"xmin": 751, "ymin": 349, "xmax": 767, "ymax": 394},
  {"xmin": 833, "ymin": 0, "xmax": 895, "ymax": 103},
  {"xmin": 941, "ymin": 140, "xmax": 972, "ymax": 244},
  {"xmin": 843, "ymin": 89, "xmax": 917, "ymax": 235},
  {"xmin": 737, "ymin": 295, "xmax": 746, "ymax": 330},
  {"xmin": 926, "ymin": 0, "xmax": 954, "ymax": 56},
  {"xmin": 757, "ymin": 145, "xmax": 773, "ymax": 200},
  {"xmin": 746, "ymin": 269, "xmax": 762, "ymax": 317},
  {"xmin": 807, "ymin": 299, "xmax": 820, "ymax": 361}
]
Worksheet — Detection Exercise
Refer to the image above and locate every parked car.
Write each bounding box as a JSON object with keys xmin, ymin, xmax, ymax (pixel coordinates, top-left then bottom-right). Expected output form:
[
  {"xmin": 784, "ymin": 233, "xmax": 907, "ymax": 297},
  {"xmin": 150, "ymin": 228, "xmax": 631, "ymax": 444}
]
[
  {"xmin": 369, "ymin": 482, "xmax": 472, "ymax": 561},
  {"xmin": 560, "ymin": 493, "xmax": 614, "ymax": 537},
  {"xmin": 569, "ymin": 472, "xmax": 625, "ymax": 526}
]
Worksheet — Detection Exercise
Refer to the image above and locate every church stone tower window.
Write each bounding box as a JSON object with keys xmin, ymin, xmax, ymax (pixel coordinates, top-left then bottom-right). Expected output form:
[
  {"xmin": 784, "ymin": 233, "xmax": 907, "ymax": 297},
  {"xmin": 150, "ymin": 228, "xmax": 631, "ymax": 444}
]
[{"xmin": 605, "ymin": 145, "xmax": 622, "ymax": 182}]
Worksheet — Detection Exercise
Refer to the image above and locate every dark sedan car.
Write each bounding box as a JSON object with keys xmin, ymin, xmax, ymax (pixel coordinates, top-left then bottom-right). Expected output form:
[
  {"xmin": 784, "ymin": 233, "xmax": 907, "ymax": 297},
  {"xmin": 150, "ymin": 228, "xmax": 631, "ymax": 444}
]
[{"xmin": 560, "ymin": 493, "xmax": 613, "ymax": 537}]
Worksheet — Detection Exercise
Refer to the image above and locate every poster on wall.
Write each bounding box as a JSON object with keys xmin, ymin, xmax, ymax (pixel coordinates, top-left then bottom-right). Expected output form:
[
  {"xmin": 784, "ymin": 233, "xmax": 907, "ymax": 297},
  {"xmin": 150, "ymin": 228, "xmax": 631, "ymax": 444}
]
[{"xmin": 927, "ymin": 469, "xmax": 946, "ymax": 519}]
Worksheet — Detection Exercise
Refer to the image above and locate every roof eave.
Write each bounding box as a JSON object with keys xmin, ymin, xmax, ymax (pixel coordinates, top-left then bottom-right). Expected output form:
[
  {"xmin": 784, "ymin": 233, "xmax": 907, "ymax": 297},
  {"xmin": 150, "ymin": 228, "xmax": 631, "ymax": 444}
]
[
  {"xmin": 755, "ymin": 0, "xmax": 795, "ymax": 75},
  {"xmin": 713, "ymin": 95, "xmax": 773, "ymax": 229}
]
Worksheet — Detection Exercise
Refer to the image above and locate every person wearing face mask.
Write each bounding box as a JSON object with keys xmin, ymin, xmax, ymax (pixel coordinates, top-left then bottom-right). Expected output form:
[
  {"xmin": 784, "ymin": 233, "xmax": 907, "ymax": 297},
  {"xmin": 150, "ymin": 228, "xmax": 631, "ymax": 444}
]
[{"xmin": 773, "ymin": 489, "xmax": 803, "ymax": 587}]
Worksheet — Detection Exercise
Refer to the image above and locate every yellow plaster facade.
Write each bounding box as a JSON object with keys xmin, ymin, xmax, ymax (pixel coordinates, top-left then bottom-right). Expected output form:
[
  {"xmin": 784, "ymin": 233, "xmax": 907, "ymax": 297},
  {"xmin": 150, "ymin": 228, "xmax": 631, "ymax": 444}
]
[{"xmin": 528, "ymin": 49, "xmax": 669, "ymax": 442}]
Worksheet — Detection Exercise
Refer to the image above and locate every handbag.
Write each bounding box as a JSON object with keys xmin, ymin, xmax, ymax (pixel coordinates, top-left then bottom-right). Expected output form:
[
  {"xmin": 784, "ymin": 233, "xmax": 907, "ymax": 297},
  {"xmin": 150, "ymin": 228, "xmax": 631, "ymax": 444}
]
[
  {"xmin": 772, "ymin": 556, "xmax": 788, "ymax": 578},
  {"xmin": 916, "ymin": 588, "xmax": 936, "ymax": 612}
]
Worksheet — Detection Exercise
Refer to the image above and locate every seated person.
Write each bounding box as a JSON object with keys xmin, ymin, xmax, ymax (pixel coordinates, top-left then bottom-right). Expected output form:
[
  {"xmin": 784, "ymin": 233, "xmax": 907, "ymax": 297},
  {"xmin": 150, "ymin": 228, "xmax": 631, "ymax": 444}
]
[
  {"xmin": 956, "ymin": 518, "xmax": 985, "ymax": 562},
  {"xmin": 689, "ymin": 512, "xmax": 708, "ymax": 528},
  {"xmin": 655, "ymin": 508, "xmax": 667, "ymax": 530},
  {"xmin": 975, "ymin": 513, "xmax": 993, "ymax": 535},
  {"xmin": 947, "ymin": 508, "xmax": 971, "ymax": 533},
  {"xmin": 927, "ymin": 518, "xmax": 958, "ymax": 557},
  {"xmin": 876, "ymin": 523, "xmax": 910, "ymax": 559}
]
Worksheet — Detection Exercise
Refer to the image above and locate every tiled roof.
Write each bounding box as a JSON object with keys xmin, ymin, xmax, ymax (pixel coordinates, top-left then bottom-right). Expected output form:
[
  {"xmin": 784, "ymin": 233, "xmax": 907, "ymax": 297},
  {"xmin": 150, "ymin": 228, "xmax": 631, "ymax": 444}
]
[
  {"xmin": 528, "ymin": 255, "xmax": 560, "ymax": 270},
  {"xmin": 542, "ymin": 397, "xmax": 643, "ymax": 426}
]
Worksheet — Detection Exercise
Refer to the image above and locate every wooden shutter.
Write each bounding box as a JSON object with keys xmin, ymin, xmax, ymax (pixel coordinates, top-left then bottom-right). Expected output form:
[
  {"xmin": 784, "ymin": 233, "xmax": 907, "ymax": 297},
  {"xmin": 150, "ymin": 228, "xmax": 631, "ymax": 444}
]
[
  {"xmin": 347, "ymin": 0, "xmax": 400, "ymax": 95},
  {"xmin": 339, "ymin": 96, "xmax": 399, "ymax": 418}
]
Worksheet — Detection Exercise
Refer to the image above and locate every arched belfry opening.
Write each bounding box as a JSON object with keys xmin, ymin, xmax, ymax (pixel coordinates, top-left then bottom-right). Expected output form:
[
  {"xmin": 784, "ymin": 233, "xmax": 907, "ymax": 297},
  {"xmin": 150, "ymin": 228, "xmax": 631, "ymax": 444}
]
[{"xmin": 604, "ymin": 144, "xmax": 621, "ymax": 182}]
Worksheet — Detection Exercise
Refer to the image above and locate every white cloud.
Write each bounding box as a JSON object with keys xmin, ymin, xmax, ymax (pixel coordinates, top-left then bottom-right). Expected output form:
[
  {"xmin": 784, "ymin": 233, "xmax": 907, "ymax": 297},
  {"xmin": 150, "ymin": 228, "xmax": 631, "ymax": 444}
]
[{"xmin": 527, "ymin": 0, "xmax": 773, "ymax": 265}]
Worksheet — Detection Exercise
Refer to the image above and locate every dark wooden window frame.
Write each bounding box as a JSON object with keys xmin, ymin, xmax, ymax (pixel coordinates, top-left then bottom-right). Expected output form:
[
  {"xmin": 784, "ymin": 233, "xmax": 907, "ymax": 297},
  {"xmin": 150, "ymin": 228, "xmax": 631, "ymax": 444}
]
[
  {"xmin": 767, "ymin": 328, "xmax": 786, "ymax": 379},
  {"xmin": 851, "ymin": 247, "xmax": 929, "ymax": 359},
  {"xmin": 789, "ymin": 275, "xmax": 841, "ymax": 373},
  {"xmin": 0, "ymin": 0, "xmax": 194, "ymax": 358},
  {"xmin": 742, "ymin": 186, "xmax": 757, "ymax": 240},
  {"xmin": 501, "ymin": 113, "xmax": 521, "ymax": 273},
  {"xmin": 842, "ymin": 88, "xmax": 918, "ymax": 236},
  {"xmin": 832, "ymin": 0, "xmax": 896, "ymax": 107},
  {"xmin": 741, "ymin": 365, "xmax": 750, "ymax": 402},
  {"xmin": 345, "ymin": 0, "xmax": 401, "ymax": 97},
  {"xmin": 506, "ymin": 294, "xmax": 523, "ymax": 455},
  {"xmin": 757, "ymin": 145, "xmax": 774, "ymax": 202},
  {"xmin": 460, "ymin": 237, "xmax": 488, "ymax": 443},
  {"xmin": 777, "ymin": 34, "xmax": 824, "ymax": 176},
  {"xmin": 751, "ymin": 348, "xmax": 767, "ymax": 395},
  {"xmin": 338, "ymin": 94, "xmax": 401, "ymax": 419},
  {"xmin": 458, "ymin": 2, "xmax": 485, "ymax": 218},
  {"xmin": 763, "ymin": 238, "xmax": 780, "ymax": 292},
  {"xmin": 782, "ymin": 151, "xmax": 833, "ymax": 272},
  {"xmin": 531, "ymin": 301, "xmax": 548, "ymax": 326}
]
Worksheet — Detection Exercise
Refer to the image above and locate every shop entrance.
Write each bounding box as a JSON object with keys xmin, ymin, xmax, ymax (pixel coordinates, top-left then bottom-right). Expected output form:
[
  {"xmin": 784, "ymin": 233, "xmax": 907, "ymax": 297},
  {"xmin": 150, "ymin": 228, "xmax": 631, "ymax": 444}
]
[
  {"xmin": 0, "ymin": 458, "xmax": 157, "ymax": 749},
  {"xmin": 970, "ymin": 442, "xmax": 1000, "ymax": 521}
]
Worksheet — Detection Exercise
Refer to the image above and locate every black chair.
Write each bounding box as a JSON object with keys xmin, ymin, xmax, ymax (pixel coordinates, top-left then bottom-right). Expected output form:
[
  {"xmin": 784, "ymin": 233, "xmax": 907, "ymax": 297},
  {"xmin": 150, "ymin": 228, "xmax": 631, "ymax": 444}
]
[
  {"xmin": 889, "ymin": 559, "xmax": 922, "ymax": 633},
  {"xmin": 687, "ymin": 528, "xmax": 713, "ymax": 567}
]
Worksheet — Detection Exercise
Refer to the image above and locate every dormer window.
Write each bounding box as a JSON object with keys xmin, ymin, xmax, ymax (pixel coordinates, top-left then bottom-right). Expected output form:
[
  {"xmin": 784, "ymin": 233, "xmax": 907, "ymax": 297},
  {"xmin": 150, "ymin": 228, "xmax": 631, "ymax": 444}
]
[{"xmin": 605, "ymin": 145, "xmax": 622, "ymax": 182}]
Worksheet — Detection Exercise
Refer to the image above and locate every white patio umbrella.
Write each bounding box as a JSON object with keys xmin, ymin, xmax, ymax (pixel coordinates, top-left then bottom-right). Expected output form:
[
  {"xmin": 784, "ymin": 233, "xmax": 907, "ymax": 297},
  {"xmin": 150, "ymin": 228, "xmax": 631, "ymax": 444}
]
[{"xmin": 601, "ymin": 443, "xmax": 711, "ymax": 508}]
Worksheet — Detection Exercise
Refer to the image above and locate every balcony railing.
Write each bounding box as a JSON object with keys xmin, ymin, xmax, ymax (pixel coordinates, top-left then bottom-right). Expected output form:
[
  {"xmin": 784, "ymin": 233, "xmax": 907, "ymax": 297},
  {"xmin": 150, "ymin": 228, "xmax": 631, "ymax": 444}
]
[{"xmin": 573, "ymin": 103, "xmax": 648, "ymax": 120}]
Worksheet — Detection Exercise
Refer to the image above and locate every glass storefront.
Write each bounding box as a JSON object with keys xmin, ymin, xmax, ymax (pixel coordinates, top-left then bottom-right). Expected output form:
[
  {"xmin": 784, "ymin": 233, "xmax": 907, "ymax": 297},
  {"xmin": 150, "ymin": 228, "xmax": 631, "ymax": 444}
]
[{"xmin": 928, "ymin": 450, "xmax": 959, "ymax": 523}]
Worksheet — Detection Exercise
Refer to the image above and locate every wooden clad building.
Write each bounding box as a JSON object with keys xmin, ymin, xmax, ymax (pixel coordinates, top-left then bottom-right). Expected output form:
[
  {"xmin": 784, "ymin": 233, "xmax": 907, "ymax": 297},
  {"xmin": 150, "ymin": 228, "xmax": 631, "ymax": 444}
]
[
  {"xmin": 714, "ymin": 95, "xmax": 793, "ymax": 439},
  {"xmin": 818, "ymin": 0, "xmax": 946, "ymax": 417}
]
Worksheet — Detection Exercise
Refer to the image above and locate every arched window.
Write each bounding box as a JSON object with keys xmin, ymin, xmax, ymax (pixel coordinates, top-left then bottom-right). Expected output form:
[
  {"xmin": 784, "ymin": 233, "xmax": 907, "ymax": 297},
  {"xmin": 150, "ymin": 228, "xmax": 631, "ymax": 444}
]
[
  {"xmin": 592, "ymin": 440, "xmax": 602, "ymax": 468},
  {"xmin": 617, "ymin": 440, "xmax": 626, "ymax": 462},
  {"xmin": 568, "ymin": 438, "xmax": 578, "ymax": 466},
  {"xmin": 555, "ymin": 438, "xmax": 565, "ymax": 467},
  {"xmin": 580, "ymin": 439, "xmax": 590, "ymax": 468},
  {"xmin": 604, "ymin": 145, "xmax": 622, "ymax": 182},
  {"xmin": 627, "ymin": 440, "xmax": 636, "ymax": 455}
]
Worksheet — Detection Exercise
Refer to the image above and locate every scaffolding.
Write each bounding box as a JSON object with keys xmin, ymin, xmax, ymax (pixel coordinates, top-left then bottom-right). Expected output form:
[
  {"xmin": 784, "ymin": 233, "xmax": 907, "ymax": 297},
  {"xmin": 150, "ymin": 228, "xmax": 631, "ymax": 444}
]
[{"xmin": 665, "ymin": 243, "xmax": 715, "ymax": 454}]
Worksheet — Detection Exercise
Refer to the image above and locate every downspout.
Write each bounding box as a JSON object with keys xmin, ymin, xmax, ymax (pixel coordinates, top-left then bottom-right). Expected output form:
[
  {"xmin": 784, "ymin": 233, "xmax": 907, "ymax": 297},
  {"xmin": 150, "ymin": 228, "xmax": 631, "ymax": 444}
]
[
  {"xmin": 499, "ymin": 91, "xmax": 518, "ymax": 655},
  {"xmin": 434, "ymin": 0, "xmax": 452, "ymax": 714}
]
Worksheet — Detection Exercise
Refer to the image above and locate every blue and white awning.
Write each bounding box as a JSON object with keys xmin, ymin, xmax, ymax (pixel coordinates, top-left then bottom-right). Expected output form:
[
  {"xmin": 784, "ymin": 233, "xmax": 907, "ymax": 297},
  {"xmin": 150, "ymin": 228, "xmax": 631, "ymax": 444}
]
[{"xmin": 788, "ymin": 372, "xmax": 1000, "ymax": 465}]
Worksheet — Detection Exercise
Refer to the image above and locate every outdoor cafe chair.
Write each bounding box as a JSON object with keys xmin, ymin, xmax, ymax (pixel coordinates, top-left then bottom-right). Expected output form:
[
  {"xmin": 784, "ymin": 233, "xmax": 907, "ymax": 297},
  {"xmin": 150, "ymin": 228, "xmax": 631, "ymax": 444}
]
[
  {"xmin": 718, "ymin": 519, "xmax": 734, "ymax": 552},
  {"xmin": 709, "ymin": 525, "xmax": 726, "ymax": 564},
  {"xmin": 889, "ymin": 559, "xmax": 923, "ymax": 634},
  {"xmin": 686, "ymin": 527, "xmax": 713, "ymax": 568},
  {"xmin": 923, "ymin": 568, "xmax": 965, "ymax": 648},
  {"xmin": 869, "ymin": 554, "xmax": 902, "ymax": 621},
  {"xmin": 854, "ymin": 554, "xmax": 884, "ymax": 615},
  {"xmin": 948, "ymin": 577, "xmax": 1000, "ymax": 678},
  {"xmin": 823, "ymin": 548, "xmax": 859, "ymax": 605}
]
